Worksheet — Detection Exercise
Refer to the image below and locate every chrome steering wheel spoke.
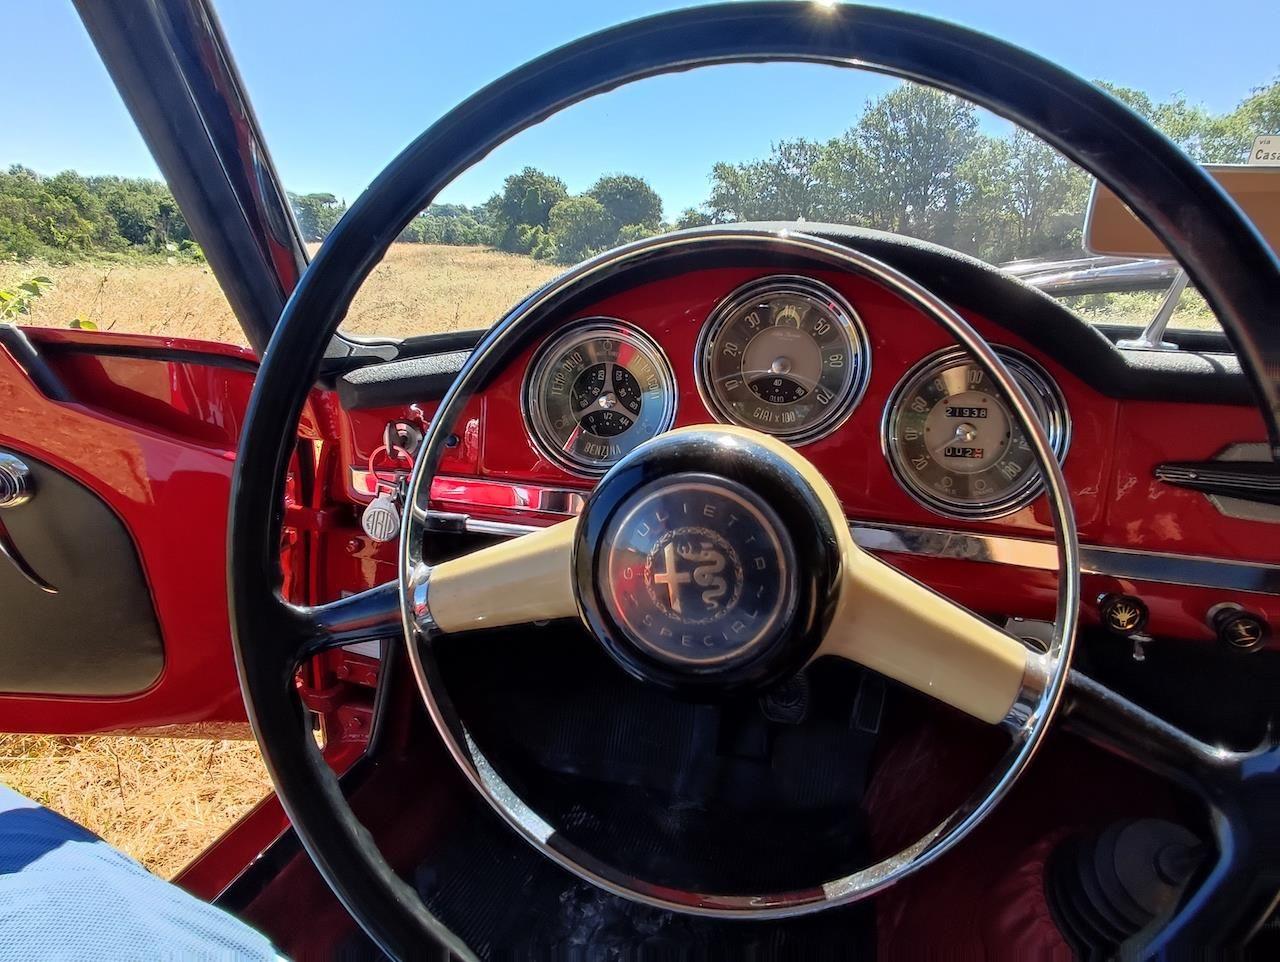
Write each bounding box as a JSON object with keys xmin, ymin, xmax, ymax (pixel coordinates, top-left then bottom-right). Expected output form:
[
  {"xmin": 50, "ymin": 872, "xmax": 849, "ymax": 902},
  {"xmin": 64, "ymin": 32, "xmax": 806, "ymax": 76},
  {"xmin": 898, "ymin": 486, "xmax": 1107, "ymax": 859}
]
[{"xmin": 285, "ymin": 580, "xmax": 403, "ymax": 664}]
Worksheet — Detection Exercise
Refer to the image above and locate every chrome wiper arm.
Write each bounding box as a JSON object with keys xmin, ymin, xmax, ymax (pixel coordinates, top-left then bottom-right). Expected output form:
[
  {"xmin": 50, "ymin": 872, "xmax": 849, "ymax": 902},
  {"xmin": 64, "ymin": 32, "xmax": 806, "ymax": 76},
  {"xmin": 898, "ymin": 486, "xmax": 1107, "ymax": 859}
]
[{"xmin": 1116, "ymin": 268, "xmax": 1189, "ymax": 351}]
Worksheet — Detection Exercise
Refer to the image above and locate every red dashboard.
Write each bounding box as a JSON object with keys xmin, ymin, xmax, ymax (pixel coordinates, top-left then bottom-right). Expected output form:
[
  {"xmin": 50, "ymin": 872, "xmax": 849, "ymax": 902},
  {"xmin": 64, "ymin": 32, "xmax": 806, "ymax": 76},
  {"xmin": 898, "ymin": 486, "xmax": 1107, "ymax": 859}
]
[
  {"xmin": 1, "ymin": 253, "xmax": 1274, "ymax": 744},
  {"xmin": 332, "ymin": 264, "xmax": 1278, "ymax": 653}
]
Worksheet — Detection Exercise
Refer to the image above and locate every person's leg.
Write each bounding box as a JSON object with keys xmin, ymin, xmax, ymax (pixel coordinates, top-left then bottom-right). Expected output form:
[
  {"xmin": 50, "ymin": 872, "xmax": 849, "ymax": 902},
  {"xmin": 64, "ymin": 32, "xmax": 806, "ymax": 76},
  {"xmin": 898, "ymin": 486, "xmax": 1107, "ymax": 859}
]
[{"xmin": 0, "ymin": 784, "xmax": 281, "ymax": 961}]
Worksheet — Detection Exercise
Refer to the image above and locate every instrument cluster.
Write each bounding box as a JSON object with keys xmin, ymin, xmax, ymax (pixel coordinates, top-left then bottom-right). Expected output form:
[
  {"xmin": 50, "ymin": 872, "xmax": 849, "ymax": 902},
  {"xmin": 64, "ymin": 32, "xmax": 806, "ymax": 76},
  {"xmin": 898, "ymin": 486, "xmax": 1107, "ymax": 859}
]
[
  {"xmin": 694, "ymin": 276, "xmax": 870, "ymax": 445},
  {"xmin": 523, "ymin": 321, "xmax": 676, "ymax": 476},
  {"xmin": 522, "ymin": 273, "xmax": 1070, "ymax": 519},
  {"xmin": 883, "ymin": 347, "xmax": 1071, "ymax": 518}
]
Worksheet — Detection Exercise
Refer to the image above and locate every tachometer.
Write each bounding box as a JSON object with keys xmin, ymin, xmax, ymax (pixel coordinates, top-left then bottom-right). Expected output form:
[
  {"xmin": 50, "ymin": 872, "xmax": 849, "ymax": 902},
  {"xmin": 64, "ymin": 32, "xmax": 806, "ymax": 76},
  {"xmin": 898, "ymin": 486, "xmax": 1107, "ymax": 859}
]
[
  {"xmin": 696, "ymin": 276, "xmax": 871, "ymax": 445},
  {"xmin": 524, "ymin": 319, "xmax": 677, "ymax": 476},
  {"xmin": 884, "ymin": 347, "xmax": 1070, "ymax": 519}
]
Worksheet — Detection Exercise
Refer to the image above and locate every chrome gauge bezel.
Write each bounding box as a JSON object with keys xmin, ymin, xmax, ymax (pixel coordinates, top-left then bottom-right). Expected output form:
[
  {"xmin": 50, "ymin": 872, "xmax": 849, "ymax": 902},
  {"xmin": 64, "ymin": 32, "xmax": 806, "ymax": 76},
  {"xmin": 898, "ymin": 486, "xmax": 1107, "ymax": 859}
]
[
  {"xmin": 523, "ymin": 318, "xmax": 678, "ymax": 477},
  {"xmin": 883, "ymin": 346, "xmax": 1071, "ymax": 520},
  {"xmin": 695, "ymin": 275, "xmax": 872, "ymax": 446}
]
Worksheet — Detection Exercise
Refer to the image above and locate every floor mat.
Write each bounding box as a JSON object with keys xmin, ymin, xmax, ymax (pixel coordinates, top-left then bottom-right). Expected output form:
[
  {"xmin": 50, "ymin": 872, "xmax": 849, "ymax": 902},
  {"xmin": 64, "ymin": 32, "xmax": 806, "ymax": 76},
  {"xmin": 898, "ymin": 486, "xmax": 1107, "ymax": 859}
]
[{"xmin": 413, "ymin": 801, "xmax": 874, "ymax": 961}]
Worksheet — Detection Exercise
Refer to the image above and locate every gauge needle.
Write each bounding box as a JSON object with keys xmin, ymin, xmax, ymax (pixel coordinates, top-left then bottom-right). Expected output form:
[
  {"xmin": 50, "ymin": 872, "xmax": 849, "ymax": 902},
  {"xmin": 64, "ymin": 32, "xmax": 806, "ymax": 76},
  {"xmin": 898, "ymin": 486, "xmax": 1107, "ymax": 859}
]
[
  {"xmin": 573, "ymin": 390, "xmax": 620, "ymax": 421},
  {"xmin": 931, "ymin": 423, "xmax": 980, "ymax": 459},
  {"xmin": 573, "ymin": 362, "xmax": 612, "ymax": 422},
  {"xmin": 715, "ymin": 367, "xmax": 821, "ymax": 390},
  {"xmin": 562, "ymin": 423, "xmax": 584, "ymax": 451}
]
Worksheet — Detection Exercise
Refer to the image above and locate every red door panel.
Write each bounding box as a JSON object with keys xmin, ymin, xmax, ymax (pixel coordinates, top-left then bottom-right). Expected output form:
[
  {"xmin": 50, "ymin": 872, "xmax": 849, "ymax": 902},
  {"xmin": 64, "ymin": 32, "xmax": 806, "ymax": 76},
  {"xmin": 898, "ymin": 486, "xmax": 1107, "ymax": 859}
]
[{"xmin": 0, "ymin": 327, "xmax": 256, "ymax": 734}]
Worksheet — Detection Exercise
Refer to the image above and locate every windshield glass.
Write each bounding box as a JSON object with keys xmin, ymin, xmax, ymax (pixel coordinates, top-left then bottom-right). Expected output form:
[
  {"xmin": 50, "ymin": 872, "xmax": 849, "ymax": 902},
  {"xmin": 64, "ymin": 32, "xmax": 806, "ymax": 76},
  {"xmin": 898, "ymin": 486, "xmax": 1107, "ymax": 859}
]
[{"xmin": 9, "ymin": 3, "xmax": 1273, "ymax": 344}]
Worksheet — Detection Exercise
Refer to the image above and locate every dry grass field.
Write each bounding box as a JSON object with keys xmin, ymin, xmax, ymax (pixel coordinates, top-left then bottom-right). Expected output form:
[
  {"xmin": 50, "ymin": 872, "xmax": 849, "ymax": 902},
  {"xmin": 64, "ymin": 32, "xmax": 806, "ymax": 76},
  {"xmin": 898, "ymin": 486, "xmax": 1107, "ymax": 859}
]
[
  {"xmin": 342, "ymin": 243, "xmax": 562, "ymax": 338},
  {"xmin": 0, "ymin": 734, "xmax": 272, "ymax": 878},
  {"xmin": 3, "ymin": 244, "xmax": 1218, "ymax": 344},
  {"xmin": 0, "ymin": 256, "xmax": 245, "ymax": 343},
  {"xmin": 1, "ymin": 243, "xmax": 562, "ymax": 344}
]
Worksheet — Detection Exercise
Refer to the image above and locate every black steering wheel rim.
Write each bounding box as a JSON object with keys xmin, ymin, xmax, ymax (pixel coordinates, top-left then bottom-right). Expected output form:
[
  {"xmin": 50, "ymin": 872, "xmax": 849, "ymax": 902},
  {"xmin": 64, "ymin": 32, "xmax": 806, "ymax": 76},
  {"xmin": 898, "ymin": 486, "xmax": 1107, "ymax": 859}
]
[{"xmin": 228, "ymin": 4, "xmax": 1280, "ymax": 958}]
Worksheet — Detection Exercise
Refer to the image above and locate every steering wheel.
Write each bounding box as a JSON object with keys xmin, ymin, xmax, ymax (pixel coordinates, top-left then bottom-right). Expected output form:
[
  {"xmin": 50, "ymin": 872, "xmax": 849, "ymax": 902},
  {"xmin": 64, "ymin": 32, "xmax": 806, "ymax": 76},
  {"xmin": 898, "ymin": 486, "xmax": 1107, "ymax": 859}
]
[{"xmin": 229, "ymin": 4, "xmax": 1280, "ymax": 959}]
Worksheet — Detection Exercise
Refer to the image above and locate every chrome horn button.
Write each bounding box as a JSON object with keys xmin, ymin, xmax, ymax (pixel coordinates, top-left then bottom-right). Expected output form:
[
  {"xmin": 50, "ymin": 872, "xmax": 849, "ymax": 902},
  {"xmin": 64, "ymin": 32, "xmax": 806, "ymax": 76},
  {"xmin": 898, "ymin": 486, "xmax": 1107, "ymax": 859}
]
[{"xmin": 601, "ymin": 475, "xmax": 796, "ymax": 669}]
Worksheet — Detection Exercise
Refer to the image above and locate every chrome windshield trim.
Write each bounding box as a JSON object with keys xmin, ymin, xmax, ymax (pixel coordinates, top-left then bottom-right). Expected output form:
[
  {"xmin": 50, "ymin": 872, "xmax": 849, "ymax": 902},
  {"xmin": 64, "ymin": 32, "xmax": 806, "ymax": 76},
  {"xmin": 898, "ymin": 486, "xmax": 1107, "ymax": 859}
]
[{"xmin": 422, "ymin": 505, "xmax": 1280, "ymax": 596}]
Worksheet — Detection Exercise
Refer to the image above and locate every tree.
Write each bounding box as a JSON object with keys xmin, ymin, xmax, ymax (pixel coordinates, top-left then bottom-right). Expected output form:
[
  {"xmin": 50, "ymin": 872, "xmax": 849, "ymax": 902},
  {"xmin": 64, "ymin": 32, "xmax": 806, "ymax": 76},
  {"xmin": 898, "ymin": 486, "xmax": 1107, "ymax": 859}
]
[
  {"xmin": 836, "ymin": 86, "xmax": 980, "ymax": 247},
  {"xmin": 990, "ymin": 129, "xmax": 1089, "ymax": 257},
  {"xmin": 290, "ymin": 192, "xmax": 345, "ymax": 242},
  {"xmin": 951, "ymin": 138, "xmax": 1018, "ymax": 259},
  {"xmin": 707, "ymin": 160, "xmax": 765, "ymax": 222},
  {"xmin": 489, "ymin": 167, "xmax": 568, "ymax": 252},
  {"xmin": 616, "ymin": 223, "xmax": 655, "ymax": 244},
  {"xmin": 675, "ymin": 207, "xmax": 714, "ymax": 230},
  {"xmin": 1098, "ymin": 79, "xmax": 1280, "ymax": 165},
  {"xmin": 1097, "ymin": 83, "xmax": 1226, "ymax": 161},
  {"xmin": 93, "ymin": 176, "xmax": 190, "ymax": 248},
  {"xmin": 1222, "ymin": 78, "xmax": 1280, "ymax": 162},
  {"xmin": 707, "ymin": 140, "xmax": 825, "ymax": 222},
  {"xmin": 398, "ymin": 203, "xmax": 492, "ymax": 246},
  {"xmin": 545, "ymin": 196, "xmax": 613, "ymax": 263},
  {"xmin": 758, "ymin": 140, "xmax": 825, "ymax": 220},
  {"xmin": 588, "ymin": 174, "xmax": 662, "ymax": 233},
  {"xmin": 0, "ymin": 166, "xmax": 199, "ymax": 259}
]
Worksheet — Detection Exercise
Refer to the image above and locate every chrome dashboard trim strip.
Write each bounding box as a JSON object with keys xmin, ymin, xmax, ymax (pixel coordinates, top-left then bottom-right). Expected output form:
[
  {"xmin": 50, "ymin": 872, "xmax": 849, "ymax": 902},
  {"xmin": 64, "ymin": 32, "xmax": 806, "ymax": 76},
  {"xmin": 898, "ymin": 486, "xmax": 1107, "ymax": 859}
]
[
  {"xmin": 851, "ymin": 521, "xmax": 1059, "ymax": 569},
  {"xmin": 1079, "ymin": 542, "xmax": 1280, "ymax": 595},
  {"xmin": 353, "ymin": 470, "xmax": 588, "ymax": 517},
  {"xmin": 422, "ymin": 506, "xmax": 1280, "ymax": 596},
  {"xmin": 854, "ymin": 521, "xmax": 1280, "ymax": 594}
]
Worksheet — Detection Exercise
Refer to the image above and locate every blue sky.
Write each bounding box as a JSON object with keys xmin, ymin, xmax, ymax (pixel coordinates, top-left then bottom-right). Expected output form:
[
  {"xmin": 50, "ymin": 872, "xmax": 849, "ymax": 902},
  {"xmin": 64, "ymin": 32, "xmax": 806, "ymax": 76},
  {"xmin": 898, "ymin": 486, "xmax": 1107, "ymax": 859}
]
[{"xmin": 5, "ymin": 1, "xmax": 1277, "ymax": 216}]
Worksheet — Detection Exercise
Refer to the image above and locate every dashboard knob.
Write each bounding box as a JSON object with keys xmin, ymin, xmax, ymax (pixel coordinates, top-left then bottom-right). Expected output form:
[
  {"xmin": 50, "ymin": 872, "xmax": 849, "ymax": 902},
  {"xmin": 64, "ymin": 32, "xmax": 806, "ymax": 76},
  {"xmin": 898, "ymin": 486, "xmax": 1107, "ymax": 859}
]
[
  {"xmin": 1210, "ymin": 605, "xmax": 1269, "ymax": 652},
  {"xmin": 1098, "ymin": 593, "xmax": 1149, "ymax": 636}
]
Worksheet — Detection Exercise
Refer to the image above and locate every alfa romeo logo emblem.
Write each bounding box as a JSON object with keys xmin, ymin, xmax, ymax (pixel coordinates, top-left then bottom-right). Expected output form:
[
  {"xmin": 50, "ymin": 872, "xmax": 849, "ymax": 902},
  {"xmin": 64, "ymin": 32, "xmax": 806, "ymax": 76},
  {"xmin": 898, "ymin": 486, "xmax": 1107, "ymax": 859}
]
[
  {"xmin": 600, "ymin": 476, "xmax": 795, "ymax": 667},
  {"xmin": 645, "ymin": 526, "xmax": 744, "ymax": 624}
]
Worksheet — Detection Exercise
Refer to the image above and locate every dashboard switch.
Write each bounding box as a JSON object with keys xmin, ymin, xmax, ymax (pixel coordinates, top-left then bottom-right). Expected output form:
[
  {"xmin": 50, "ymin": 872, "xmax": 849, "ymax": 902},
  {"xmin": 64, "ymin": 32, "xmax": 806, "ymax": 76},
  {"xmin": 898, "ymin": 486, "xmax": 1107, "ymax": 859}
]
[
  {"xmin": 1209, "ymin": 605, "xmax": 1269, "ymax": 652},
  {"xmin": 1099, "ymin": 594, "xmax": 1149, "ymax": 636}
]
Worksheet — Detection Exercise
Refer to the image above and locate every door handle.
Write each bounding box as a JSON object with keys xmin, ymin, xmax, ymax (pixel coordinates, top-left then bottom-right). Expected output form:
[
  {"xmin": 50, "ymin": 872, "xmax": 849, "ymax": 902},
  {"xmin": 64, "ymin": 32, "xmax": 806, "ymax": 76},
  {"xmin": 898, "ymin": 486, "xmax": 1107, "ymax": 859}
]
[
  {"xmin": 0, "ymin": 452, "xmax": 33, "ymax": 507},
  {"xmin": 0, "ymin": 453, "xmax": 56, "ymax": 593}
]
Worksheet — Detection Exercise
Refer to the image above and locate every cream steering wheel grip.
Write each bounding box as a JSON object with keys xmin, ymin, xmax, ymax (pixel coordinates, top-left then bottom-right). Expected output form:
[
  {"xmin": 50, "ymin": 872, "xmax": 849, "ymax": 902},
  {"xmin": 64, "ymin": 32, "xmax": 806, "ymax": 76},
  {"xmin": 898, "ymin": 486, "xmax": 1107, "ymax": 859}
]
[{"xmin": 414, "ymin": 424, "xmax": 1034, "ymax": 726}]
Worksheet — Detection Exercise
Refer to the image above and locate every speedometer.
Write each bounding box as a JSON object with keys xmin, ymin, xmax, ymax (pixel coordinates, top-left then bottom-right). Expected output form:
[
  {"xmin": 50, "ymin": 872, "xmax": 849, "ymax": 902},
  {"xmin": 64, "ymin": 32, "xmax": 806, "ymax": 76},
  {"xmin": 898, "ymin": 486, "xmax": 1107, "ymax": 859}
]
[
  {"xmin": 883, "ymin": 347, "xmax": 1070, "ymax": 519},
  {"xmin": 696, "ymin": 276, "xmax": 871, "ymax": 445},
  {"xmin": 524, "ymin": 319, "xmax": 677, "ymax": 476}
]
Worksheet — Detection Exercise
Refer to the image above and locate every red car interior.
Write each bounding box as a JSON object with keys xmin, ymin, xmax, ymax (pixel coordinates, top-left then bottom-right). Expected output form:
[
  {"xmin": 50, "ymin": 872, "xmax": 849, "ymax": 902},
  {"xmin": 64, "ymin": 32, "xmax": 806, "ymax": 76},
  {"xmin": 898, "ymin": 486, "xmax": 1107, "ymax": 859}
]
[
  {"xmin": 3, "ymin": 249, "xmax": 1274, "ymax": 956},
  {"xmin": 4, "ymin": 3, "xmax": 1279, "ymax": 959}
]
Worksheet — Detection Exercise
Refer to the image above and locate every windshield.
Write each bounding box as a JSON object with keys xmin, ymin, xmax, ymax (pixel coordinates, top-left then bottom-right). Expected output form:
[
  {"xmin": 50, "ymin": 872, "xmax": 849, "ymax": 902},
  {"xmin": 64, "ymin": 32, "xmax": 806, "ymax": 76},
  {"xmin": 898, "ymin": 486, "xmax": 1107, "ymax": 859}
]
[{"xmin": 7, "ymin": 2, "xmax": 1276, "ymax": 344}]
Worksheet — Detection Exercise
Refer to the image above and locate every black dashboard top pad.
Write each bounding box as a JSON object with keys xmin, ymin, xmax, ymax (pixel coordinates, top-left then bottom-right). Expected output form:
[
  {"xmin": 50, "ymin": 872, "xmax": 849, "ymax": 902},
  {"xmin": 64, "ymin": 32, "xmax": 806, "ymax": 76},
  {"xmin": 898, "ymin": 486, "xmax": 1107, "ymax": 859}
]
[{"xmin": 335, "ymin": 225, "xmax": 1249, "ymax": 410}]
